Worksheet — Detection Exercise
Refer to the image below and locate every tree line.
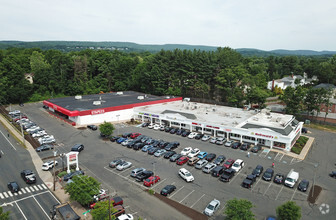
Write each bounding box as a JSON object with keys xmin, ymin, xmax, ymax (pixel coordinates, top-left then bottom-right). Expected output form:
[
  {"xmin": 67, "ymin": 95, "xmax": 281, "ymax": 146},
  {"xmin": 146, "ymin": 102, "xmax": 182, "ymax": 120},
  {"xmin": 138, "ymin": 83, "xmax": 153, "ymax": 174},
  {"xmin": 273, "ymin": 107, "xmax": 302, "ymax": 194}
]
[{"xmin": 0, "ymin": 47, "xmax": 335, "ymax": 116}]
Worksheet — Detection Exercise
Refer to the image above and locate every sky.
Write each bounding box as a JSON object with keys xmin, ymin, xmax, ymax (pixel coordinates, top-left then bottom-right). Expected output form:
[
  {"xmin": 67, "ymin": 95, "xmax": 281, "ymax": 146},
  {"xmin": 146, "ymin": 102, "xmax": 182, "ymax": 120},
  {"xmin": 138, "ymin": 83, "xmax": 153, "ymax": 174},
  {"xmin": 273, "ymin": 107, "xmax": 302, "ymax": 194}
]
[{"xmin": 1, "ymin": 0, "xmax": 336, "ymax": 51}]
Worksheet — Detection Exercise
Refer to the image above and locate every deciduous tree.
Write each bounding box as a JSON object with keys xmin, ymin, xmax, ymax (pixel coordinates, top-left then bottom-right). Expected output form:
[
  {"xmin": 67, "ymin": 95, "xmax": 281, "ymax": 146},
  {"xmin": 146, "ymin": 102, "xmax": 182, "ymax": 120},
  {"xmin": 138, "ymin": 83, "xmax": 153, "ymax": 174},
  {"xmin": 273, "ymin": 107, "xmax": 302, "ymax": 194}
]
[
  {"xmin": 224, "ymin": 198, "xmax": 255, "ymax": 220},
  {"xmin": 276, "ymin": 201, "xmax": 301, "ymax": 220}
]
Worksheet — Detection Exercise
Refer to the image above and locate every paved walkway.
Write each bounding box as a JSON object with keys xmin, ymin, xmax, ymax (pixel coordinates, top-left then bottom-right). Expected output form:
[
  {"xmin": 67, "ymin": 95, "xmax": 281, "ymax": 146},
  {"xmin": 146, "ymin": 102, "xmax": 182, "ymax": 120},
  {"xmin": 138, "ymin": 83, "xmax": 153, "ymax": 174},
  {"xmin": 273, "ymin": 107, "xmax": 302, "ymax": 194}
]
[{"xmin": 0, "ymin": 115, "xmax": 91, "ymax": 219}]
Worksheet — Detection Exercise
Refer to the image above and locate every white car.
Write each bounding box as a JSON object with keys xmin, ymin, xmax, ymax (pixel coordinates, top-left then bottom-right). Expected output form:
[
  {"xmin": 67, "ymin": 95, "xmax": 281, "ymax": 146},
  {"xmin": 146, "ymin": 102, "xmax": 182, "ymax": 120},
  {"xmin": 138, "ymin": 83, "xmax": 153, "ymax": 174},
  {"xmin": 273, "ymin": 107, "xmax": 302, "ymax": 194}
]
[
  {"xmin": 26, "ymin": 126, "xmax": 40, "ymax": 132},
  {"xmin": 201, "ymin": 135, "xmax": 211, "ymax": 141},
  {"xmin": 9, "ymin": 110, "xmax": 20, "ymax": 115},
  {"xmin": 195, "ymin": 159, "xmax": 208, "ymax": 169},
  {"xmin": 179, "ymin": 168, "xmax": 194, "ymax": 182},
  {"xmin": 225, "ymin": 140, "xmax": 234, "ymax": 147},
  {"xmin": 204, "ymin": 199, "xmax": 220, "ymax": 216},
  {"xmin": 202, "ymin": 163, "xmax": 217, "ymax": 173},
  {"xmin": 188, "ymin": 148, "xmax": 200, "ymax": 158},
  {"xmin": 231, "ymin": 159, "xmax": 245, "ymax": 172},
  {"xmin": 42, "ymin": 160, "xmax": 58, "ymax": 171},
  {"xmin": 188, "ymin": 132, "xmax": 198, "ymax": 139},
  {"xmin": 32, "ymin": 130, "xmax": 47, "ymax": 137},
  {"xmin": 117, "ymin": 161, "xmax": 132, "ymax": 171},
  {"xmin": 181, "ymin": 147, "xmax": 192, "ymax": 156},
  {"xmin": 38, "ymin": 135, "xmax": 54, "ymax": 143},
  {"xmin": 153, "ymin": 124, "xmax": 160, "ymax": 130},
  {"xmin": 148, "ymin": 124, "xmax": 154, "ymax": 129},
  {"xmin": 209, "ymin": 137, "xmax": 217, "ymax": 144},
  {"xmin": 121, "ymin": 139, "xmax": 132, "ymax": 146},
  {"xmin": 116, "ymin": 214, "xmax": 134, "ymax": 220}
]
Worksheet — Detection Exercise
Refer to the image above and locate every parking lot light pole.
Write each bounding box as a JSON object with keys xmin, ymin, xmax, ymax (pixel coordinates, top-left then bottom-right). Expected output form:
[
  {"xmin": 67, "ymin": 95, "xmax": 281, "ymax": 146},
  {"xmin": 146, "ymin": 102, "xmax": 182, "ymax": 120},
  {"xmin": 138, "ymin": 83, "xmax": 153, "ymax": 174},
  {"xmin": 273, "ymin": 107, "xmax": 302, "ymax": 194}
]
[{"xmin": 53, "ymin": 150, "xmax": 58, "ymax": 191}]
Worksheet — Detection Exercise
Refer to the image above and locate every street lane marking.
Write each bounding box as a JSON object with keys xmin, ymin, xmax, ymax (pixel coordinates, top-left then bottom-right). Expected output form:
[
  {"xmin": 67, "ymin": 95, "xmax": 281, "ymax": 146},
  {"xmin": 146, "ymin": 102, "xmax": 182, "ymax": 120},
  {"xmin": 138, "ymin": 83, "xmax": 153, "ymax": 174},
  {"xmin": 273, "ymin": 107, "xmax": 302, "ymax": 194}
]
[
  {"xmin": 117, "ymin": 167, "xmax": 132, "ymax": 174},
  {"xmin": 14, "ymin": 193, "xmax": 18, "ymax": 196},
  {"xmin": 169, "ymin": 186, "xmax": 184, "ymax": 199},
  {"xmin": 33, "ymin": 185, "xmax": 39, "ymax": 191},
  {"xmin": 180, "ymin": 190, "xmax": 195, "ymax": 203},
  {"xmin": 0, "ymin": 130, "xmax": 17, "ymax": 151},
  {"xmin": 18, "ymin": 191, "xmax": 22, "ymax": 195},
  {"xmin": 37, "ymin": 185, "xmax": 43, "ymax": 190},
  {"xmin": 8, "ymin": 191, "xmax": 13, "ymax": 197},
  {"xmin": 32, "ymin": 196, "xmax": 51, "ymax": 220},
  {"xmin": 263, "ymin": 182, "xmax": 273, "ymax": 196},
  {"xmin": 25, "ymin": 187, "xmax": 31, "ymax": 193},
  {"xmin": 41, "ymin": 184, "xmax": 47, "ymax": 189},
  {"xmin": 291, "ymin": 188, "xmax": 297, "ymax": 201},
  {"xmin": 29, "ymin": 186, "xmax": 35, "ymax": 192},
  {"xmin": 190, "ymin": 193, "xmax": 205, "ymax": 208},
  {"xmin": 15, "ymin": 201, "xmax": 28, "ymax": 220},
  {"xmin": 3, "ymin": 192, "xmax": 9, "ymax": 198},
  {"xmin": 21, "ymin": 188, "xmax": 26, "ymax": 193},
  {"xmin": 275, "ymin": 186, "xmax": 284, "ymax": 200},
  {"xmin": 0, "ymin": 193, "xmax": 4, "ymax": 199}
]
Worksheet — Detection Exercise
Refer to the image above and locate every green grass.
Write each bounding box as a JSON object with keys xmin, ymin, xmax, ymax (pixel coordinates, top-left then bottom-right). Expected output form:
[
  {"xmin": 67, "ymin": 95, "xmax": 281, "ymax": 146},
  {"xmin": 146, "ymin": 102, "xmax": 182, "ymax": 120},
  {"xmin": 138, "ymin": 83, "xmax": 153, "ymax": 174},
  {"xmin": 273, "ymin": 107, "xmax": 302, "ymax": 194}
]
[{"xmin": 305, "ymin": 123, "xmax": 336, "ymax": 133}]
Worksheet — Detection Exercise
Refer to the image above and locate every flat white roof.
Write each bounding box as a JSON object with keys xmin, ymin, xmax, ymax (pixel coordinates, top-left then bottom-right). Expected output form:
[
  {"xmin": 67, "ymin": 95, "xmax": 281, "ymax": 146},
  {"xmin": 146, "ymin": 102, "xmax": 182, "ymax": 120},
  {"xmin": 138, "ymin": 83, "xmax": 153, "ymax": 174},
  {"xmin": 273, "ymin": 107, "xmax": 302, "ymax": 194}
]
[{"xmin": 134, "ymin": 101, "xmax": 295, "ymax": 129}]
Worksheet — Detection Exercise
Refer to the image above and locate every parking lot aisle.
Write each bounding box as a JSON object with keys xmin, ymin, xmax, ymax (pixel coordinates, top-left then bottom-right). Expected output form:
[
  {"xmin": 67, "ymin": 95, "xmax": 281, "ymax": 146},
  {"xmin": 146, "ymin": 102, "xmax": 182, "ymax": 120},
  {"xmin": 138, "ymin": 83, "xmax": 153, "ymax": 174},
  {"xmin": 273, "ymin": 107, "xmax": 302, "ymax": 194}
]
[
  {"xmin": 169, "ymin": 186, "xmax": 184, "ymax": 199},
  {"xmin": 228, "ymin": 169, "xmax": 246, "ymax": 184},
  {"xmin": 179, "ymin": 190, "xmax": 195, "ymax": 203},
  {"xmin": 190, "ymin": 193, "xmax": 205, "ymax": 208},
  {"xmin": 263, "ymin": 182, "xmax": 273, "ymax": 196}
]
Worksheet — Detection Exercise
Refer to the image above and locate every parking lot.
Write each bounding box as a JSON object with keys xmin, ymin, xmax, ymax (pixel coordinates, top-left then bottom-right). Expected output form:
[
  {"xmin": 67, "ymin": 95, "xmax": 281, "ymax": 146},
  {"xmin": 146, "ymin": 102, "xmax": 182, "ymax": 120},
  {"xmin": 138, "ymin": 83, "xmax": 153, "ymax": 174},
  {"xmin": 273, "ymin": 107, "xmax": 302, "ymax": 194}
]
[{"xmin": 17, "ymin": 102, "xmax": 336, "ymax": 219}]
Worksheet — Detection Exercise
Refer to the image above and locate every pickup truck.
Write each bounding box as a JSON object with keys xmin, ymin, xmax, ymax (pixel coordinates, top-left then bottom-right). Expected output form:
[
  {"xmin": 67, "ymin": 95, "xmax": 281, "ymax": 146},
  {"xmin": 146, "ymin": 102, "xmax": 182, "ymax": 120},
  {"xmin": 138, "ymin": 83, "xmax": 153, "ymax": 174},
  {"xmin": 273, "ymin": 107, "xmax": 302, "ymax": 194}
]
[
  {"xmin": 220, "ymin": 168, "xmax": 235, "ymax": 182},
  {"xmin": 242, "ymin": 174, "xmax": 256, "ymax": 188},
  {"xmin": 135, "ymin": 171, "xmax": 153, "ymax": 182}
]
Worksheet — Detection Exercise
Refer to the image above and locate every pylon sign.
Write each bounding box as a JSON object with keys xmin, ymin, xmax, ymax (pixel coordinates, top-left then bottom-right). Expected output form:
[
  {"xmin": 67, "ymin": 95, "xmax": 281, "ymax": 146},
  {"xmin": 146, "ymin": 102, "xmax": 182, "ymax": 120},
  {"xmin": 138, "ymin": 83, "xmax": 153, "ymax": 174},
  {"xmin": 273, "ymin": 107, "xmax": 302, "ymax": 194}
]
[{"xmin": 65, "ymin": 152, "xmax": 79, "ymax": 173}]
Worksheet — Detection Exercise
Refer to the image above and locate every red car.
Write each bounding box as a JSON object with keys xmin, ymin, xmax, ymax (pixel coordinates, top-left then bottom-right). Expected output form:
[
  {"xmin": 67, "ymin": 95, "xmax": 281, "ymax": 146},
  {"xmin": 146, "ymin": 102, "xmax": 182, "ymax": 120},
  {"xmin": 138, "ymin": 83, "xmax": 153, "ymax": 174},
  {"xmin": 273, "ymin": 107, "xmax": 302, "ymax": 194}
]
[
  {"xmin": 223, "ymin": 159, "xmax": 235, "ymax": 169},
  {"xmin": 130, "ymin": 132, "xmax": 141, "ymax": 139},
  {"xmin": 89, "ymin": 196, "xmax": 123, "ymax": 209},
  {"xmin": 143, "ymin": 176, "xmax": 160, "ymax": 187},
  {"xmin": 176, "ymin": 156, "xmax": 189, "ymax": 165}
]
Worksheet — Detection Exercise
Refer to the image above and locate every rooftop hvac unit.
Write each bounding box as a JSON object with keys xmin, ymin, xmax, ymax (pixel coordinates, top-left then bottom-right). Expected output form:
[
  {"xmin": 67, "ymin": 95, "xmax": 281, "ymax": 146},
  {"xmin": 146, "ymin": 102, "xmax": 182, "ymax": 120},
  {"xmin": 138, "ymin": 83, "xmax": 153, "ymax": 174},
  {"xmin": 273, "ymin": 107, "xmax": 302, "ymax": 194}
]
[
  {"xmin": 137, "ymin": 96, "xmax": 144, "ymax": 100},
  {"xmin": 116, "ymin": 91, "xmax": 123, "ymax": 95},
  {"xmin": 75, "ymin": 95, "xmax": 82, "ymax": 100},
  {"xmin": 93, "ymin": 101, "xmax": 101, "ymax": 105}
]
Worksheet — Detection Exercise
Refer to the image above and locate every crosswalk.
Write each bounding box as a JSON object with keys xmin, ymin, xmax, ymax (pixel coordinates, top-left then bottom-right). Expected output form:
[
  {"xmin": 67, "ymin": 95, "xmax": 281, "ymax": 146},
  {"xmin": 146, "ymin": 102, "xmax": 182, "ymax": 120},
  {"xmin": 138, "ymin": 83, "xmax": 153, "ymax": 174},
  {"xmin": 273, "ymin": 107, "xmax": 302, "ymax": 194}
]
[{"xmin": 0, "ymin": 184, "xmax": 48, "ymax": 199}]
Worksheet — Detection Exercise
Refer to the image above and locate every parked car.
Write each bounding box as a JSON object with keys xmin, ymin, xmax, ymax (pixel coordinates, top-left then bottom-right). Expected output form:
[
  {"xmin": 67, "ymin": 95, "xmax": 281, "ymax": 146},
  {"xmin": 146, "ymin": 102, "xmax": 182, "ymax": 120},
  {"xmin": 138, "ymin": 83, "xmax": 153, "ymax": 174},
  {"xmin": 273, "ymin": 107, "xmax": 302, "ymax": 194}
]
[
  {"xmin": 204, "ymin": 199, "xmax": 220, "ymax": 216},
  {"xmin": 215, "ymin": 137, "xmax": 226, "ymax": 145},
  {"xmin": 209, "ymin": 137, "xmax": 217, "ymax": 144},
  {"xmin": 21, "ymin": 170, "xmax": 36, "ymax": 184},
  {"xmin": 170, "ymin": 128, "xmax": 177, "ymax": 134},
  {"xmin": 116, "ymin": 214, "xmax": 133, "ymax": 220},
  {"xmin": 42, "ymin": 160, "xmax": 58, "ymax": 171},
  {"xmin": 176, "ymin": 129, "xmax": 185, "ymax": 135},
  {"xmin": 330, "ymin": 171, "xmax": 336, "ymax": 178},
  {"xmin": 198, "ymin": 151, "xmax": 208, "ymax": 159},
  {"xmin": 242, "ymin": 174, "xmax": 257, "ymax": 188},
  {"xmin": 231, "ymin": 159, "xmax": 245, "ymax": 172},
  {"xmin": 136, "ymin": 171, "xmax": 153, "ymax": 182},
  {"xmin": 153, "ymin": 124, "xmax": 161, "ymax": 130},
  {"xmin": 158, "ymin": 141, "xmax": 169, "ymax": 149},
  {"xmin": 273, "ymin": 173, "xmax": 285, "ymax": 184},
  {"xmin": 121, "ymin": 139, "xmax": 132, "ymax": 146},
  {"xmin": 251, "ymin": 145, "xmax": 262, "ymax": 153},
  {"xmin": 298, "ymin": 179, "xmax": 309, "ymax": 192},
  {"xmin": 188, "ymin": 157, "xmax": 200, "ymax": 166},
  {"xmin": 164, "ymin": 142, "xmax": 178, "ymax": 151},
  {"xmin": 71, "ymin": 143, "xmax": 84, "ymax": 153},
  {"xmin": 63, "ymin": 170, "xmax": 84, "ymax": 181},
  {"xmin": 7, "ymin": 181, "xmax": 20, "ymax": 193},
  {"xmin": 212, "ymin": 166, "xmax": 225, "ymax": 177},
  {"xmin": 87, "ymin": 125, "xmax": 97, "ymax": 130},
  {"xmin": 141, "ymin": 145, "xmax": 152, "ymax": 152},
  {"xmin": 38, "ymin": 135, "xmax": 55, "ymax": 145},
  {"xmin": 195, "ymin": 159, "xmax": 208, "ymax": 169},
  {"xmin": 148, "ymin": 147, "xmax": 159, "ymax": 155},
  {"xmin": 36, "ymin": 144, "xmax": 54, "ymax": 152},
  {"xmin": 110, "ymin": 136, "xmax": 119, "ymax": 142},
  {"xmin": 195, "ymin": 133, "xmax": 204, "ymax": 139},
  {"xmin": 163, "ymin": 151, "xmax": 176, "ymax": 159},
  {"xmin": 141, "ymin": 122, "xmax": 149, "ymax": 127},
  {"xmin": 240, "ymin": 143, "xmax": 252, "ymax": 151},
  {"xmin": 111, "ymin": 205, "xmax": 125, "ymax": 218},
  {"xmin": 284, "ymin": 169, "xmax": 299, "ymax": 188},
  {"xmin": 214, "ymin": 155, "xmax": 226, "ymax": 165},
  {"xmin": 154, "ymin": 149, "xmax": 166, "ymax": 157},
  {"xmin": 179, "ymin": 168, "xmax": 194, "ymax": 182},
  {"xmin": 130, "ymin": 168, "xmax": 146, "ymax": 178},
  {"xmin": 130, "ymin": 133, "xmax": 141, "ymax": 139},
  {"xmin": 201, "ymin": 135, "xmax": 211, "ymax": 141},
  {"xmin": 181, "ymin": 147, "xmax": 192, "ymax": 156},
  {"xmin": 231, "ymin": 142, "xmax": 241, "ymax": 149},
  {"xmin": 252, "ymin": 165, "xmax": 264, "ymax": 177},
  {"xmin": 26, "ymin": 126, "xmax": 40, "ymax": 132},
  {"xmin": 160, "ymin": 185, "xmax": 176, "ymax": 196},
  {"xmin": 109, "ymin": 159, "xmax": 125, "ymax": 168},
  {"xmin": 205, "ymin": 153, "xmax": 216, "ymax": 162},
  {"xmin": 220, "ymin": 168, "xmax": 235, "ymax": 182},
  {"xmin": 176, "ymin": 156, "xmax": 189, "ymax": 165},
  {"xmin": 188, "ymin": 148, "xmax": 200, "ymax": 158},
  {"xmin": 224, "ymin": 140, "xmax": 234, "ymax": 147},
  {"xmin": 133, "ymin": 142, "xmax": 145, "ymax": 150},
  {"xmin": 203, "ymin": 163, "xmax": 217, "ymax": 174},
  {"xmin": 262, "ymin": 168, "xmax": 274, "ymax": 181},
  {"xmin": 116, "ymin": 162, "xmax": 132, "ymax": 171},
  {"xmin": 301, "ymin": 127, "xmax": 308, "ymax": 133},
  {"xmin": 165, "ymin": 126, "xmax": 173, "ymax": 132},
  {"xmin": 32, "ymin": 130, "xmax": 47, "ymax": 137},
  {"xmin": 181, "ymin": 131, "xmax": 191, "ymax": 137},
  {"xmin": 144, "ymin": 176, "xmax": 160, "ymax": 187},
  {"xmin": 223, "ymin": 159, "xmax": 235, "ymax": 169},
  {"xmin": 170, "ymin": 153, "xmax": 182, "ymax": 162},
  {"xmin": 116, "ymin": 137, "xmax": 127, "ymax": 144},
  {"xmin": 188, "ymin": 132, "xmax": 198, "ymax": 139}
]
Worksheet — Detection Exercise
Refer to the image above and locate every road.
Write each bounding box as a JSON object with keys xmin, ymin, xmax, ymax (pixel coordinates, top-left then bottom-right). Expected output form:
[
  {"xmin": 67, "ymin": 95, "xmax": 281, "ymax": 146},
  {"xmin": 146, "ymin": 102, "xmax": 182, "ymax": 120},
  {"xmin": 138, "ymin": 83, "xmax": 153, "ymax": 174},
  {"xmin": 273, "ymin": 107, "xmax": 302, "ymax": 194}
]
[
  {"xmin": 14, "ymin": 102, "xmax": 336, "ymax": 219},
  {"xmin": 0, "ymin": 121, "xmax": 60, "ymax": 220}
]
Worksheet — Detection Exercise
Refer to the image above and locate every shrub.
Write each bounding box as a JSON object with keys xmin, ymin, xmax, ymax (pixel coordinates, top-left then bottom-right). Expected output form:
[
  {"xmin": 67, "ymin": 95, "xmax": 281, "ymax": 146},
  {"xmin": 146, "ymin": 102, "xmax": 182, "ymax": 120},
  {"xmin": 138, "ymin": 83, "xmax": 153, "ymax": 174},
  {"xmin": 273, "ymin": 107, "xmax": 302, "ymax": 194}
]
[
  {"xmin": 291, "ymin": 147, "xmax": 302, "ymax": 154},
  {"xmin": 148, "ymin": 189, "xmax": 155, "ymax": 195},
  {"xmin": 57, "ymin": 171, "xmax": 67, "ymax": 178}
]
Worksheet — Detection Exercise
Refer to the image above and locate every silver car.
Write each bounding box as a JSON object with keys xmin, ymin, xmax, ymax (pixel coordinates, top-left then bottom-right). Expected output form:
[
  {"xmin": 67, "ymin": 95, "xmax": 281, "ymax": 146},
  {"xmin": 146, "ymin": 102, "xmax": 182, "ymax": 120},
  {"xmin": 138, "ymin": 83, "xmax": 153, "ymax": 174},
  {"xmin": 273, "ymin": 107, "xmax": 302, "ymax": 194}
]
[
  {"xmin": 202, "ymin": 163, "xmax": 216, "ymax": 174},
  {"xmin": 130, "ymin": 168, "xmax": 146, "ymax": 177},
  {"xmin": 154, "ymin": 149, "xmax": 166, "ymax": 157},
  {"xmin": 116, "ymin": 161, "xmax": 132, "ymax": 171},
  {"xmin": 210, "ymin": 137, "xmax": 217, "ymax": 144},
  {"xmin": 195, "ymin": 159, "xmax": 208, "ymax": 169},
  {"xmin": 204, "ymin": 199, "xmax": 220, "ymax": 216}
]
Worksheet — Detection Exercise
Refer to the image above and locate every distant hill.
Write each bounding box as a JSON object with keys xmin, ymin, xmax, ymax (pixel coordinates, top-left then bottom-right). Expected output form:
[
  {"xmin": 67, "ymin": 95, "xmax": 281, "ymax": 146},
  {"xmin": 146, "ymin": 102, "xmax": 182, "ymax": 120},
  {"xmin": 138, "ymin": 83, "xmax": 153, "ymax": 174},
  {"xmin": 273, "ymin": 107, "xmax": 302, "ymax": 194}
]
[{"xmin": 1, "ymin": 41, "xmax": 335, "ymax": 57}]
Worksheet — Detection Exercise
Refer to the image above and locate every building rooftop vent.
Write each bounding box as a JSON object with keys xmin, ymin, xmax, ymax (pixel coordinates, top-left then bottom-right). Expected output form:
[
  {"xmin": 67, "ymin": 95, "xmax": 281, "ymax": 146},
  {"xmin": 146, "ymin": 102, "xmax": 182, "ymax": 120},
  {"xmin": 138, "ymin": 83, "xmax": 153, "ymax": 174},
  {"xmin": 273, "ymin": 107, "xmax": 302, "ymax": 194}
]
[
  {"xmin": 116, "ymin": 91, "xmax": 123, "ymax": 95},
  {"xmin": 75, "ymin": 95, "xmax": 82, "ymax": 100},
  {"xmin": 93, "ymin": 101, "xmax": 101, "ymax": 105}
]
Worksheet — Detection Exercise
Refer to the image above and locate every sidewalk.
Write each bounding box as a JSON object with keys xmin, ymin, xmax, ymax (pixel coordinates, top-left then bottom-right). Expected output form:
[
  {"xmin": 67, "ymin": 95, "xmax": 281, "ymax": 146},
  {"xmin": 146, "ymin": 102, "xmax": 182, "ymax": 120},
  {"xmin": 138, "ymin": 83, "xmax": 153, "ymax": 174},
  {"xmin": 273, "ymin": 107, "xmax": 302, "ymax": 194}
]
[{"xmin": 0, "ymin": 114, "xmax": 91, "ymax": 219}]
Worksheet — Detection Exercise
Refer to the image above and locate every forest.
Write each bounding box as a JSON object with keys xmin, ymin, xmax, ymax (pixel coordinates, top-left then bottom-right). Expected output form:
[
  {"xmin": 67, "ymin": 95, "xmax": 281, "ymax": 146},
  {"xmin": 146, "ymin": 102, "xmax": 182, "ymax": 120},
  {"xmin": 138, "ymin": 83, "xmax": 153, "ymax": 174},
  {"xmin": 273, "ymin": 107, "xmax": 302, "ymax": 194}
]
[{"xmin": 0, "ymin": 46, "xmax": 335, "ymax": 117}]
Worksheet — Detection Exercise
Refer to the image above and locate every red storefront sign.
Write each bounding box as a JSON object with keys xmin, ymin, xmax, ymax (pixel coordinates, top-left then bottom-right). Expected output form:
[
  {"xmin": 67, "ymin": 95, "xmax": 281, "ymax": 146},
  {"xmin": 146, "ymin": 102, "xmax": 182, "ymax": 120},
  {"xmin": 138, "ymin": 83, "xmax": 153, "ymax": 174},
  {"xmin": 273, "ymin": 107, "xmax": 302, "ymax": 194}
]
[{"xmin": 91, "ymin": 109, "xmax": 105, "ymax": 115}]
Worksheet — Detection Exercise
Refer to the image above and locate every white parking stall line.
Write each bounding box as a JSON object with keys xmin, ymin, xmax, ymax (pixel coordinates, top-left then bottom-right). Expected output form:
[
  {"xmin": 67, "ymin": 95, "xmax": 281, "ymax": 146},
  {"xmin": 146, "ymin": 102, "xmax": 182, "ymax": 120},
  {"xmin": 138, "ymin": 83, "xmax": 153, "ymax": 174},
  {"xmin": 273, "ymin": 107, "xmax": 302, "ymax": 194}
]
[
  {"xmin": 290, "ymin": 188, "xmax": 297, "ymax": 201},
  {"xmin": 124, "ymin": 206, "xmax": 130, "ymax": 209},
  {"xmin": 37, "ymin": 185, "xmax": 43, "ymax": 190},
  {"xmin": 21, "ymin": 188, "xmax": 26, "ymax": 194},
  {"xmin": 15, "ymin": 202, "xmax": 28, "ymax": 220},
  {"xmin": 131, "ymin": 212, "xmax": 138, "ymax": 216},
  {"xmin": 190, "ymin": 194, "xmax": 205, "ymax": 208},
  {"xmin": 3, "ymin": 192, "xmax": 9, "ymax": 198},
  {"xmin": 229, "ymin": 168, "xmax": 245, "ymax": 184},
  {"xmin": 180, "ymin": 190, "xmax": 195, "ymax": 203},
  {"xmin": 151, "ymin": 179, "xmax": 166, "ymax": 189},
  {"xmin": 33, "ymin": 185, "xmax": 39, "ymax": 191},
  {"xmin": 263, "ymin": 182, "xmax": 273, "ymax": 196},
  {"xmin": 41, "ymin": 184, "xmax": 47, "ymax": 189},
  {"xmin": 32, "ymin": 196, "xmax": 51, "ymax": 220},
  {"xmin": 25, "ymin": 187, "xmax": 31, "ymax": 193},
  {"xmin": 29, "ymin": 186, "xmax": 35, "ymax": 192},
  {"xmin": 275, "ymin": 185, "xmax": 284, "ymax": 200},
  {"xmin": 278, "ymin": 154, "xmax": 285, "ymax": 161},
  {"xmin": 0, "ymin": 193, "xmax": 4, "ymax": 199},
  {"xmin": 118, "ymin": 167, "xmax": 132, "ymax": 175},
  {"xmin": 8, "ymin": 191, "xmax": 13, "ymax": 197},
  {"xmin": 251, "ymin": 178, "xmax": 262, "ymax": 192},
  {"xmin": 169, "ymin": 186, "xmax": 184, "ymax": 199}
]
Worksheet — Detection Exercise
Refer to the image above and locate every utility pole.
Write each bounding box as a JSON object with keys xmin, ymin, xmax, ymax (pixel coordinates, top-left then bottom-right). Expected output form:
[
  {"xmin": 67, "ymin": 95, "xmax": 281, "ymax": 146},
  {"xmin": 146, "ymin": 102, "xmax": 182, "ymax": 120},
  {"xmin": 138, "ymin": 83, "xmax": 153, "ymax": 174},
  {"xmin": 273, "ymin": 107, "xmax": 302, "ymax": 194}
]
[
  {"xmin": 108, "ymin": 194, "xmax": 111, "ymax": 220},
  {"xmin": 53, "ymin": 150, "xmax": 58, "ymax": 191},
  {"xmin": 116, "ymin": 114, "xmax": 120, "ymax": 136},
  {"xmin": 19, "ymin": 113, "xmax": 26, "ymax": 147}
]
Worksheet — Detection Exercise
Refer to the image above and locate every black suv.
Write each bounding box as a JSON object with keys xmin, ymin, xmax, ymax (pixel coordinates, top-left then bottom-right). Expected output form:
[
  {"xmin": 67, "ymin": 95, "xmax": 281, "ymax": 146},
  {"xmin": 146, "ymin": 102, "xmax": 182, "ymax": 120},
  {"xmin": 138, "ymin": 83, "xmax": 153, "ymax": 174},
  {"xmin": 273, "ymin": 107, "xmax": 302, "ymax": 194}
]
[
  {"xmin": 135, "ymin": 171, "xmax": 153, "ymax": 182},
  {"xmin": 63, "ymin": 170, "xmax": 85, "ymax": 181},
  {"xmin": 195, "ymin": 133, "xmax": 204, "ymax": 140},
  {"xmin": 220, "ymin": 168, "xmax": 235, "ymax": 182},
  {"xmin": 21, "ymin": 170, "xmax": 36, "ymax": 184},
  {"xmin": 164, "ymin": 142, "xmax": 179, "ymax": 151},
  {"xmin": 252, "ymin": 165, "xmax": 263, "ymax": 177},
  {"xmin": 242, "ymin": 174, "xmax": 256, "ymax": 188},
  {"xmin": 262, "ymin": 168, "xmax": 274, "ymax": 181},
  {"xmin": 71, "ymin": 144, "xmax": 84, "ymax": 152},
  {"xmin": 212, "ymin": 166, "xmax": 225, "ymax": 177}
]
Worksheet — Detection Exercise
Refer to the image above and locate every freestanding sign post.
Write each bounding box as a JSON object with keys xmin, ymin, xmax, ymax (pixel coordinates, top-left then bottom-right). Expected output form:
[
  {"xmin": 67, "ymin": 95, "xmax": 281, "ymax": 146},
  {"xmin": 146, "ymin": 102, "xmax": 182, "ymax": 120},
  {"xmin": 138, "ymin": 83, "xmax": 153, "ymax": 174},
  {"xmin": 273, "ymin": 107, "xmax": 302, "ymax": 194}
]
[{"xmin": 65, "ymin": 152, "xmax": 79, "ymax": 173}]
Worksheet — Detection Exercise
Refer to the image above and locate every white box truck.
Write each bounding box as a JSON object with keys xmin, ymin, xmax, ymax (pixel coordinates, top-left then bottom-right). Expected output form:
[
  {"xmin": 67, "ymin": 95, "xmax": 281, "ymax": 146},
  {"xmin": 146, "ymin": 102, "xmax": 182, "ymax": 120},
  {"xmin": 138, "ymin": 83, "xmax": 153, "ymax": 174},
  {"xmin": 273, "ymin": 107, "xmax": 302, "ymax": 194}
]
[{"xmin": 284, "ymin": 169, "xmax": 299, "ymax": 188}]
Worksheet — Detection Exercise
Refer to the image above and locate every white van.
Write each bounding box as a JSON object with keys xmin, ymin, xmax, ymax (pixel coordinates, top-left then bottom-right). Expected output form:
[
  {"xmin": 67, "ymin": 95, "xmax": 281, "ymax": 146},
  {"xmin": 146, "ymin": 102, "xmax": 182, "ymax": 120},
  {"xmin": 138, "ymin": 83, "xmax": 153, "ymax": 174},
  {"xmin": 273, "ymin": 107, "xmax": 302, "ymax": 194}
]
[{"xmin": 284, "ymin": 169, "xmax": 299, "ymax": 188}]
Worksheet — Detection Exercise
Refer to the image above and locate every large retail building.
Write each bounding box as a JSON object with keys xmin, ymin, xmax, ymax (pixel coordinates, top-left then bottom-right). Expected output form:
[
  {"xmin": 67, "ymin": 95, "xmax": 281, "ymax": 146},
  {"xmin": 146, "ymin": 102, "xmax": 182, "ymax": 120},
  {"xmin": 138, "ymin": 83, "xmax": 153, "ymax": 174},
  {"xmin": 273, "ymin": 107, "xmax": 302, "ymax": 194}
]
[{"xmin": 43, "ymin": 91, "xmax": 303, "ymax": 152}]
